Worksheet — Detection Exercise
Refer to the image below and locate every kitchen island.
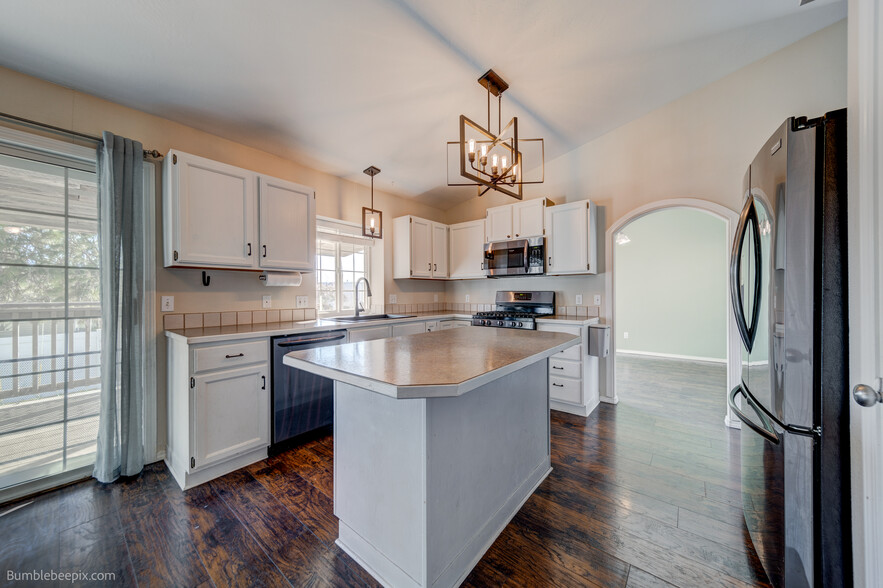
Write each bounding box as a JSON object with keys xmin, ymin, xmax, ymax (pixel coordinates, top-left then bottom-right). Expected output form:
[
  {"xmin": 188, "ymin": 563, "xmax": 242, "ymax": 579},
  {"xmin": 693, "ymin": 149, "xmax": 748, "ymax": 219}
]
[{"xmin": 283, "ymin": 327, "xmax": 579, "ymax": 588}]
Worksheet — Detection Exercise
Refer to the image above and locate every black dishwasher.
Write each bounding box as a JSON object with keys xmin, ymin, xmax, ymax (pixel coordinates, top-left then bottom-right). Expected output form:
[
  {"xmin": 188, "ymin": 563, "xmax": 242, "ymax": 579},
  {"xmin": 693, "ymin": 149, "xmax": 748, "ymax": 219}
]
[{"xmin": 271, "ymin": 330, "xmax": 347, "ymax": 452}]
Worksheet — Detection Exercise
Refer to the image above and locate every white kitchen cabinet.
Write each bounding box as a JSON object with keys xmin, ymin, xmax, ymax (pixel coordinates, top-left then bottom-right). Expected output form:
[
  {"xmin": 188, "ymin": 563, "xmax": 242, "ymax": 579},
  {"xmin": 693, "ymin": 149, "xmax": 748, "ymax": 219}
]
[
  {"xmin": 485, "ymin": 204, "xmax": 513, "ymax": 242},
  {"xmin": 537, "ymin": 322, "xmax": 600, "ymax": 416},
  {"xmin": 163, "ymin": 149, "xmax": 316, "ymax": 272},
  {"xmin": 545, "ymin": 199, "xmax": 598, "ymax": 275},
  {"xmin": 449, "ymin": 219, "xmax": 486, "ymax": 279},
  {"xmin": 163, "ymin": 150, "xmax": 256, "ymax": 268},
  {"xmin": 348, "ymin": 325, "xmax": 391, "ymax": 342},
  {"xmin": 258, "ymin": 176, "xmax": 315, "ymax": 271},
  {"xmin": 166, "ymin": 337, "xmax": 270, "ymax": 490},
  {"xmin": 391, "ymin": 321, "xmax": 426, "ymax": 336},
  {"xmin": 393, "ymin": 216, "xmax": 448, "ymax": 280},
  {"xmin": 431, "ymin": 223, "xmax": 449, "ymax": 278}
]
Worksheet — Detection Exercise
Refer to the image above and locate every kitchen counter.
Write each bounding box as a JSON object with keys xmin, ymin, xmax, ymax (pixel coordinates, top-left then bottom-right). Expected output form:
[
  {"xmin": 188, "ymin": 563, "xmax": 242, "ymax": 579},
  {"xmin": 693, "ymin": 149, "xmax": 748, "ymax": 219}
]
[
  {"xmin": 164, "ymin": 311, "xmax": 599, "ymax": 344},
  {"xmin": 291, "ymin": 327, "xmax": 571, "ymax": 588},
  {"xmin": 283, "ymin": 327, "xmax": 579, "ymax": 398}
]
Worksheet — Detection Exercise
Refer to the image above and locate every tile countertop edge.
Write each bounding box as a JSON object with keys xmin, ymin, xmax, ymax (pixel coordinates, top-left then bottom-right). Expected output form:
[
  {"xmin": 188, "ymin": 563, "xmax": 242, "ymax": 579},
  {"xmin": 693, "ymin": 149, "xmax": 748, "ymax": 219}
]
[
  {"xmin": 282, "ymin": 334, "xmax": 580, "ymax": 399},
  {"xmin": 164, "ymin": 313, "xmax": 602, "ymax": 344}
]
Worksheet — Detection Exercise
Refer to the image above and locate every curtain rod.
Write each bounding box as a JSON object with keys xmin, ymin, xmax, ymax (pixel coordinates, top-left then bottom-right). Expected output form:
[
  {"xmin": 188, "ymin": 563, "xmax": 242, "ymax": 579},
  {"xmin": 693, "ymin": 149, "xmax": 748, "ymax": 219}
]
[{"xmin": 0, "ymin": 111, "xmax": 163, "ymax": 159}]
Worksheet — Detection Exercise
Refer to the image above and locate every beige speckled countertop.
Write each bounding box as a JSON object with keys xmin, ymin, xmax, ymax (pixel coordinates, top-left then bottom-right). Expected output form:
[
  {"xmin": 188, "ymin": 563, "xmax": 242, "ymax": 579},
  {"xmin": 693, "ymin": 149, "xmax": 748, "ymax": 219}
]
[
  {"xmin": 164, "ymin": 311, "xmax": 599, "ymax": 344},
  {"xmin": 282, "ymin": 327, "xmax": 579, "ymax": 399}
]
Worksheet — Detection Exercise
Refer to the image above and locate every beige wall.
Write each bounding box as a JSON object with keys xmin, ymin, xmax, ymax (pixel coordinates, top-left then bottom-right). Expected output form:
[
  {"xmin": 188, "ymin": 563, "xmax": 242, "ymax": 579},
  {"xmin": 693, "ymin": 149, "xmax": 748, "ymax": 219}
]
[
  {"xmin": 0, "ymin": 65, "xmax": 446, "ymax": 456},
  {"xmin": 444, "ymin": 20, "xmax": 847, "ymax": 310}
]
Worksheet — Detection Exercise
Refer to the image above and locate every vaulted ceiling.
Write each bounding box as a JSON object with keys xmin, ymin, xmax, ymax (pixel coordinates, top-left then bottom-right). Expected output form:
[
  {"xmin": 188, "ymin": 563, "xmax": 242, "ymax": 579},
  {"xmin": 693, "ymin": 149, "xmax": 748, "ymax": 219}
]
[{"xmin": 0, "ymin": 0, "xmax": 846, "ymax": 209}]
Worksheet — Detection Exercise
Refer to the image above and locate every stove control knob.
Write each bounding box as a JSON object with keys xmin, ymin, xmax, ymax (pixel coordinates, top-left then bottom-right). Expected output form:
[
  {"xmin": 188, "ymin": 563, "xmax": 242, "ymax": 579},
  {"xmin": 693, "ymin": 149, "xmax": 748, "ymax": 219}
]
[
  {"xmin": 517, "ymin": 322, "xmax": 523, "ymax": 327},
  {"xmin": 496, "ymin": 320, "xmax": 503, "ymax": 327}
]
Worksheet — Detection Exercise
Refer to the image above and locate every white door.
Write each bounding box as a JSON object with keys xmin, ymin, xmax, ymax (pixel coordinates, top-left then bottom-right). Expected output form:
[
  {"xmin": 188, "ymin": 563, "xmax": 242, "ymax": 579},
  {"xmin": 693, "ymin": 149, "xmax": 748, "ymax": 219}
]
[
  {"xmin": 449, "ymin": 219, "xmax": 486, "ymax": 279},
  {"xmin": 847, "ymin": 2, "xmax": 883, "ymax": 583},
  {"xmin": 411, "ymin": 217, "xmax": 433, "ymax": 278},
  {"xmin": 513, "ymin": 199, "xmax": 545, "ymax": 238},
  {"xmin": 431, "ymin": 222, "xmax": 449, "ymax": 278},
  {"xmin": 173, "ymin": 152, "xmax": 256, "ymax": 267},
  {"xmin": 192, "ymin": 365, "xmax": 268, "ymax": 469},
  {"xmin": 486, "ymin": 204, "xmax": 513, "ymax": 242},
  {"xmin": 546, "ymin": 202, "xmax": 587, "ymax": 275},
  {"xmin": 258, "ymin": 176, "xmax": 315, "ymax": 271}
]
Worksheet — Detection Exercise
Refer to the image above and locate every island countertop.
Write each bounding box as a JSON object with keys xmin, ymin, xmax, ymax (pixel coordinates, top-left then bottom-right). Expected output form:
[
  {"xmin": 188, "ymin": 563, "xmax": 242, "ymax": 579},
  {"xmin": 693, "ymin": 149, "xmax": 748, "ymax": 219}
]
[{"xmin": 282, "ymin": 327, "xmax": 579, "ymax": 399}]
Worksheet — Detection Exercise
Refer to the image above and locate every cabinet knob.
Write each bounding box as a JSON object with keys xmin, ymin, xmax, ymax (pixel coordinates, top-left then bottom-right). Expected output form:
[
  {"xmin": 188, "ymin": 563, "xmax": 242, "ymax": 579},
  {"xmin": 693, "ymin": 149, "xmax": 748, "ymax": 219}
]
[
  {"xmin": 515, "ymin": 233, "xmax": 519, "ymax": 237},
  {"xmin": 507, "ymin": 235, "xmax": 511, "ymax": 239}
]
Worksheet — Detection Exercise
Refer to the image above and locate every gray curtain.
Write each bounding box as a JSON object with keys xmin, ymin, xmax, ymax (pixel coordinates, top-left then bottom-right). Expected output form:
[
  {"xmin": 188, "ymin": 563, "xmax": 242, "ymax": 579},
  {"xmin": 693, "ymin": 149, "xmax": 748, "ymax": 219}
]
[{"xmin": 93, "ymin": 132, "xmax": 145, "ymax": 483}]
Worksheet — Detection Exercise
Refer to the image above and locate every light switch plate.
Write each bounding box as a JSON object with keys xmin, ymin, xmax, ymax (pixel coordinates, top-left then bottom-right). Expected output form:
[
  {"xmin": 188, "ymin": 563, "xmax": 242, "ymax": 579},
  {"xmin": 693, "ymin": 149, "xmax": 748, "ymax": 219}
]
[
  {"xmin": 161, "ymin": 296, "xmax": 174, "ymax": 312},
  {"xmin": 433, "ymin": 294, "xmax": 438, "ymax": 302},
  {"xmin": 575, "ymin": 294, "xmax": 583, "ymax": 305},
  {"xmin": 262, "ymin": 295, "xmax": 272, "ymax": 309},
  {"xmin": 389, "ymin": 294, "xmax": 397, "ymax": 304},
  {"xmin": 594, "ymin": 294, "xmax": 602, "ymax": 306},
  {"xmin": 624, "ymin": 331, "xmax": 629, "ymax": 339},
  {"xmin": 465, "ymin": 294, "xmax": 470, "ymax": 303},
  {"xmin": 296, "ymin": 296, "xmax": 308, "ymax": 308}
]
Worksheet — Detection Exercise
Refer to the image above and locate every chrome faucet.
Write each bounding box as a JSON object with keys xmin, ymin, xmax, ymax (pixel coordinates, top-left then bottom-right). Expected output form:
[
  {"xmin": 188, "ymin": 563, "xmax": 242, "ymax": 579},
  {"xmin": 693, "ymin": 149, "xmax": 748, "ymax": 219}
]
[{"xmin": 354, "ymin": 277, "xmax": 372, "ymax": 317}]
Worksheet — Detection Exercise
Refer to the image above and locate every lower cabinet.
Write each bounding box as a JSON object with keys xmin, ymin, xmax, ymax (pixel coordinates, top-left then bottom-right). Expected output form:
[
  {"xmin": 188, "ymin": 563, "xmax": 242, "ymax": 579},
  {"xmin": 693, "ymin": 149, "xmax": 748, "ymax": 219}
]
[
  {"xmin": 391, "ymin": 321, "xmax": 427, "ymax": 336},
  {"xmin": 348, "ymin": 325, "xmax": 391, "ymax": 342},
  {"xmin": 537, "ymin": 323, "xmax": 600, "ymax": 416},
  {"xmin": 166, "ymin": 336, "xmax": 269, "ymax": 490}
]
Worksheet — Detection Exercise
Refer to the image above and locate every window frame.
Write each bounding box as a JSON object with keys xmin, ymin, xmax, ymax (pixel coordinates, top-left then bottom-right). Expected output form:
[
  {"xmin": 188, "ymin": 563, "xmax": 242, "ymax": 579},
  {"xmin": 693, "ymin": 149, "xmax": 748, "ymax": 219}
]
[{"xmin": 316, "ymin": 217, "xmax": 376, "ymax": 317}]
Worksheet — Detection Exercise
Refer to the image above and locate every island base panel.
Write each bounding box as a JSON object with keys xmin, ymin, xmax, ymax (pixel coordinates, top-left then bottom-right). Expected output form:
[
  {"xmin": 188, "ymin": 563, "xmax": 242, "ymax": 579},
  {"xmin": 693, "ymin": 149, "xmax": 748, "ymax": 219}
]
[{"xmin": 334, "ymin": 360, "xmax": 550, "ymax": 588}]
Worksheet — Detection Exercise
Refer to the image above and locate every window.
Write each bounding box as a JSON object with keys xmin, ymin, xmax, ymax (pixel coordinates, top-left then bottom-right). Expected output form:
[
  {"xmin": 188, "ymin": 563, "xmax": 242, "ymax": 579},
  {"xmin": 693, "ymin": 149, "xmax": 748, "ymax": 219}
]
[
  {"xmin": 0, "ymin": 142, "xmax": 101, "ymax": 490},
  {"xmin": 316, "ymin": 218, "xmax": 375, "ymax": 315}
]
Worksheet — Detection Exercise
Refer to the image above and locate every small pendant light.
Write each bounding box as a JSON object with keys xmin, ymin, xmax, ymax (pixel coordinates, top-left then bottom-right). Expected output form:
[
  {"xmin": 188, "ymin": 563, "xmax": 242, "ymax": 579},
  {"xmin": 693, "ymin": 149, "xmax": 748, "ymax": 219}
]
[{"xmin": 362, "ymin": 165, "xmax": 382, "ymax": 239}]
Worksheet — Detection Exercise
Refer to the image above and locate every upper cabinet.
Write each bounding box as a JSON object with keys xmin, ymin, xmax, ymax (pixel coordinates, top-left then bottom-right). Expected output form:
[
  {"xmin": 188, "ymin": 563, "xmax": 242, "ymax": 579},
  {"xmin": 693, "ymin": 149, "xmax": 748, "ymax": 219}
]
[
  {"xmin": 449, "ymin": 219, "xmax": 486, "ymax": 279},
  {"xmin": 485, "ymin": 198, "xmax": 553, "ymax": 242},
  {"xmin": 545, "ymin": 199, "xmax": 598, "ymax": 275},
  {"xmin": 258, "ymin": 176, "xmax": 315, "ymax": 271},
  {"xmin": 393, "ymin": 216, "xmax": 447, "ymax": 279},
  {"xmin": 163, "ymin": 150, "xmax": 315, "ymax": 272}
]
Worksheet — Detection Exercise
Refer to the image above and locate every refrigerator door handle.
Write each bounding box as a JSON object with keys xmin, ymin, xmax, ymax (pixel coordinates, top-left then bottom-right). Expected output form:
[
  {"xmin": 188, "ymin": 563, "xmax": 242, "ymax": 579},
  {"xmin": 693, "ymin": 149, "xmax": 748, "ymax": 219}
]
[
  {"xmin": 729, "ymin": 384, "xmax": 780, "ymax": 444},
  {"xmin": 729, "ymin": 197, "xmax": 762, "ymax": 351},
  {"xmin": 731, "ymin": 383, "xmax": 821, "ymax": 440}
]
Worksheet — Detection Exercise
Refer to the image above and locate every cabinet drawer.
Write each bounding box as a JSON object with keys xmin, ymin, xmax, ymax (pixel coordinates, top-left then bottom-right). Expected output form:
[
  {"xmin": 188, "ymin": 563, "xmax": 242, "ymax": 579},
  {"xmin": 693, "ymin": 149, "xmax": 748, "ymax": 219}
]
[
  {"xmin": 550, "ymin": 376, "xmax": 582, "ymax": 405},
  {"xmin": 553, "ymin": 344, "xmax": 582, "ymax": 361},
  {"xmin": 549, "ymin": 358, "xmax": 581, "ymax": 379},
  {"xmin": 424, "ymin": 320, "xmax": 440, "ymax": 332},
  {"xmin": 192, "ymin": 339, "xmax": 268, "ymax": 373}
]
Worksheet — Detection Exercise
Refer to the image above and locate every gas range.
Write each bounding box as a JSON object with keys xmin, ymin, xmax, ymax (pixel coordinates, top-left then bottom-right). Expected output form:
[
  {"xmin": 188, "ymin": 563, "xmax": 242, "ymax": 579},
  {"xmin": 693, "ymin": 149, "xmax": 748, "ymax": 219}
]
[{"xmin": 470, "ymin": 291, "xmax": 555, "ymax": 330}]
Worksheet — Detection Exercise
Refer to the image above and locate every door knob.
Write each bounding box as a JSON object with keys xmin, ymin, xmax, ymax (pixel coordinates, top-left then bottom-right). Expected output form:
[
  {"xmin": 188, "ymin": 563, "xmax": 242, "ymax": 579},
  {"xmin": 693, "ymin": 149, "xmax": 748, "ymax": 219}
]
[{"xmin": 853, "ymin": 378, "xmax": 883, "ymax": 407}]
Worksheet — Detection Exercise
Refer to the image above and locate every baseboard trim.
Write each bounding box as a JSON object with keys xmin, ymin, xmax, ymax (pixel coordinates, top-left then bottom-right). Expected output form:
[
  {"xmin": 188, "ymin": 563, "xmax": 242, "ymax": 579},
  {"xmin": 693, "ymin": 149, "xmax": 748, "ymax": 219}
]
[{"xmin": 617, "ymin": 349, "xmax": 726, "ymax": 365}]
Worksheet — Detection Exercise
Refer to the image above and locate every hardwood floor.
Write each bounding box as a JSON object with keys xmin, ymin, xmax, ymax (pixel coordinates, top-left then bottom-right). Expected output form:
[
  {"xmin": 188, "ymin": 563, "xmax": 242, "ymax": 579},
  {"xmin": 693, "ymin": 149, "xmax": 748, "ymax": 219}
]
[{"xmin": 0, "ymin": 354, "xmax": 770, "ymax": 587}]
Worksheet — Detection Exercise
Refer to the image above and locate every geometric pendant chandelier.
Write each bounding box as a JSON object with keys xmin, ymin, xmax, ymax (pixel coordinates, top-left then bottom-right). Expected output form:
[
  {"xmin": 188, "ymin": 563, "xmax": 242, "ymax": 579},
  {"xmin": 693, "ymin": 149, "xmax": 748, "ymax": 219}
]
[
  {"xmin": 362, "ymin": 165, "xmax": 382, "ymax": 239},
  {"xmin": 447, "ymin": 69, "xmax": 544, "ymax": 200}
]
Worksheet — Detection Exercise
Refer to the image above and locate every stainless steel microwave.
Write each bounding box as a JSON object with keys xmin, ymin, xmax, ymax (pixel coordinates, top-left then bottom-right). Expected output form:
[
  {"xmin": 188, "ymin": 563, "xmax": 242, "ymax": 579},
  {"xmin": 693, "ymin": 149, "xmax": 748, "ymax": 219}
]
[{"xmin": 483, "ymin": 236, "xmax": 545, "ymax": 277}]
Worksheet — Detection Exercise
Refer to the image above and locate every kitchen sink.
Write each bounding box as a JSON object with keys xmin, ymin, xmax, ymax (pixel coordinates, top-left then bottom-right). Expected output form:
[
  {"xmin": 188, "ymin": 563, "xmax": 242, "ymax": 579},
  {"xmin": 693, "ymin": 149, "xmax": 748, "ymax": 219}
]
[{"xmin": 326, "ymin": 314, "xmax": 416, "ymax": 323}]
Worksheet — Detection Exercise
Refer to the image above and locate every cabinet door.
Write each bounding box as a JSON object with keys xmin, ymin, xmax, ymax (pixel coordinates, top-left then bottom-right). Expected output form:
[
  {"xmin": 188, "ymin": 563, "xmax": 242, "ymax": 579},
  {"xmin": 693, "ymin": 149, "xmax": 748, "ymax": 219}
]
[
  {"xmin": 411, "ymin": 217, "xmax": 433, "ymax": 278},
  {"xmin": 392, "ymin": 322, "xmax": 427, "ymax": 336},
  {"xmin": 170, "ymin": 152, "xmax": 256, "ymax": 267},
  {"xmin": 513, "ymin": 199, "xmax": 545, "ymax": 238},
  {"xmin": 546, "ymin": 202, "xmax": 589, "ymax": 275},
  {"xmin": 192, "ymin": 364, "xmax": 268, "ymax": 469},
  {"xmin": 431, "ymin": 222, "xmax": 449, "ymax": 278},
  {"xmin": 348, "ymin": 325, "xmax": 391, "ymax": 342},
  {"xmin": 259, "ymin": 176, "xmax": 315, "ymax": 271},
  {"xmin": 485, "ymin": 205, "xmax": 513, "ymax": 242},
  {"xmin": 449, "ymin": 220, "xmax": 486, "ymax": 279}
]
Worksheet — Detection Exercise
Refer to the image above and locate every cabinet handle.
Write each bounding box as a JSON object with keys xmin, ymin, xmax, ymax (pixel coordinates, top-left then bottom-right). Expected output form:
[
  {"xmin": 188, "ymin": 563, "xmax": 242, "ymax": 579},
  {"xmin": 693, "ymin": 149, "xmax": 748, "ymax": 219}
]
[
  {"xmin": 261, "ymin": 375, "xmax": 266, "ymax": 390},
  {"xmin": 428, "ymin": 262, "xmax": 431, "ymax": 271},
  {"xmin": 247, "ymin": 243, "xmax": 252, "ymax": 256},
  {"xmin": 225, "ymin": 353, "xmax": 245, "ymax": 359},
  {"xmin": 552, "ymin": 365, "xmax": 565, "ymax": 370},
  {"xmin": 548, "ymin": 257, "xmax": 552, "ymax": 267},
  {"xmin": 262, "ymin": 245, "xmax": 267, "ymax": 258},
  {"xmin": 434, "ymin": 263, "xmax": 437, "ymax": 271},
  {"xmin": 552, "ymin": 383, "xmax": 564, "ymax": 387}
]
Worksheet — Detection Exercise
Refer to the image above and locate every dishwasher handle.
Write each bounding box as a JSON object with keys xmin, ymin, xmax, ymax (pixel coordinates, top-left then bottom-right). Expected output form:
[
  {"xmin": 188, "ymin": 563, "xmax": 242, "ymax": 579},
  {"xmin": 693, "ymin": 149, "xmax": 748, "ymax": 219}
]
[{"xmin": 276, "ymin": 333, "xmax": 346, "ymax": 347}]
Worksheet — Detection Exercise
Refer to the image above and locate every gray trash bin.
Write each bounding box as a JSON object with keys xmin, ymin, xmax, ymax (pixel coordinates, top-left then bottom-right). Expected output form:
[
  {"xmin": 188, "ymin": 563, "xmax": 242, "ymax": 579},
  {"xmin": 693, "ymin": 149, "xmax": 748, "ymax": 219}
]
[{"xmin": 588, "ymin": 324, "xmax": 610, "ymax": 358}]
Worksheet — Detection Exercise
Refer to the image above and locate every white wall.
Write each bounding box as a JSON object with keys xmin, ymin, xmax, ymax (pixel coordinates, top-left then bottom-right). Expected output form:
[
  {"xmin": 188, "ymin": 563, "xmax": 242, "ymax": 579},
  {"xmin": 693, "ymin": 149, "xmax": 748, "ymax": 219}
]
[{"xmin": 443, "ymin": 20, "xmax": 848, "ymax": 312}]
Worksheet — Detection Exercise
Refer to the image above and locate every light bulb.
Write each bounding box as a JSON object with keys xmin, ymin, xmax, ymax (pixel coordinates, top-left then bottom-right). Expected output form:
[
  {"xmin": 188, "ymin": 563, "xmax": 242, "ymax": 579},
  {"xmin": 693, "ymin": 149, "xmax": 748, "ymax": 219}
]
[
  {"xmin": 492, "ymin": 154, "xmax": 498, "ymax": 167},
  {"xmin": 370, "ymin": 217, "xmax": 375, "ymax": 229},
  {"xmin": 513, "ymin": 164, "xmax": 518, "ymax": 177},
  {"xmin": 481, "ymin": 145, "xmax": 487, "ymax": 157},
  {"xmin": 501, "ymin": 156, "xmax": 507, "ymax": 169},
  {"xmin": 468, "ymin": 139, "xmax": 475, "ymax": 154}
]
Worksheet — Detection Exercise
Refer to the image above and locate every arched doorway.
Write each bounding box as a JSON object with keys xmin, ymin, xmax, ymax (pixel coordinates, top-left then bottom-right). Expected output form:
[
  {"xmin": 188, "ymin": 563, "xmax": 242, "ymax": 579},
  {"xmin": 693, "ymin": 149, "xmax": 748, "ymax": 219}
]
[{"xmin": 603, "ymin": 198, "xmax": 741, "ymax": 428}]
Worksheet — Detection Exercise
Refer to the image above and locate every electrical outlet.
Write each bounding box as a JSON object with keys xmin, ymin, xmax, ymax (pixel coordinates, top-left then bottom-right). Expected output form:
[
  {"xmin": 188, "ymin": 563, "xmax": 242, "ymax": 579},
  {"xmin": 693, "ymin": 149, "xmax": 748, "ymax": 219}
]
[
  {"xmin": 623, "ymin": 331, "xmax": 629, "ymax": 339},
  {"xmin": 465, "ymin": 294, "xmax": 470, "ymax": 303},
  {"xmin": 296, "ymin": 296, "xmax": 308, "ymax": 309},
  {"xmin": 433, "ymin": 294, "xmax": 438, "ymax": 302},
  {"xmin": 161, "ymin": 296, "xmax": 174, "ymax": 312},
  {"xmin": 575, "ymin": 294, "xmax": 583, "ymax": 305},
  {"xmin": 594, "ymin": 294, "xmax": 602, "ymax": 306},
  {"xmin": 389, "ymin": 294, "xmax": 397, "ymax": 304},
  {"xmin": 262, "ymin": 295, "xmax": 272, "ymax": 309}
]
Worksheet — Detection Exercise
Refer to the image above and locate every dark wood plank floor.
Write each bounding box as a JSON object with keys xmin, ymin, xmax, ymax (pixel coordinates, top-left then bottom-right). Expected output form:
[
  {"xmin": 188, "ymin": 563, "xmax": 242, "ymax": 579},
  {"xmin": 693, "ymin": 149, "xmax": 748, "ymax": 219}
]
[{"xmin": 0, "ymin": 355, "xmax": 770, "ymax": 587}]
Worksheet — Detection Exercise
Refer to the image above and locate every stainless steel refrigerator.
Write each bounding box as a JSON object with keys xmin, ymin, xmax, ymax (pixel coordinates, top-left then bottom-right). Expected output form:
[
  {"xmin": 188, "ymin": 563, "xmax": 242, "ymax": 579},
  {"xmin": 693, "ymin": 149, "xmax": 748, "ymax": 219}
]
[{"xmin": 728, "ymin": 109, "xmax": 851, "ymax": 587}]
